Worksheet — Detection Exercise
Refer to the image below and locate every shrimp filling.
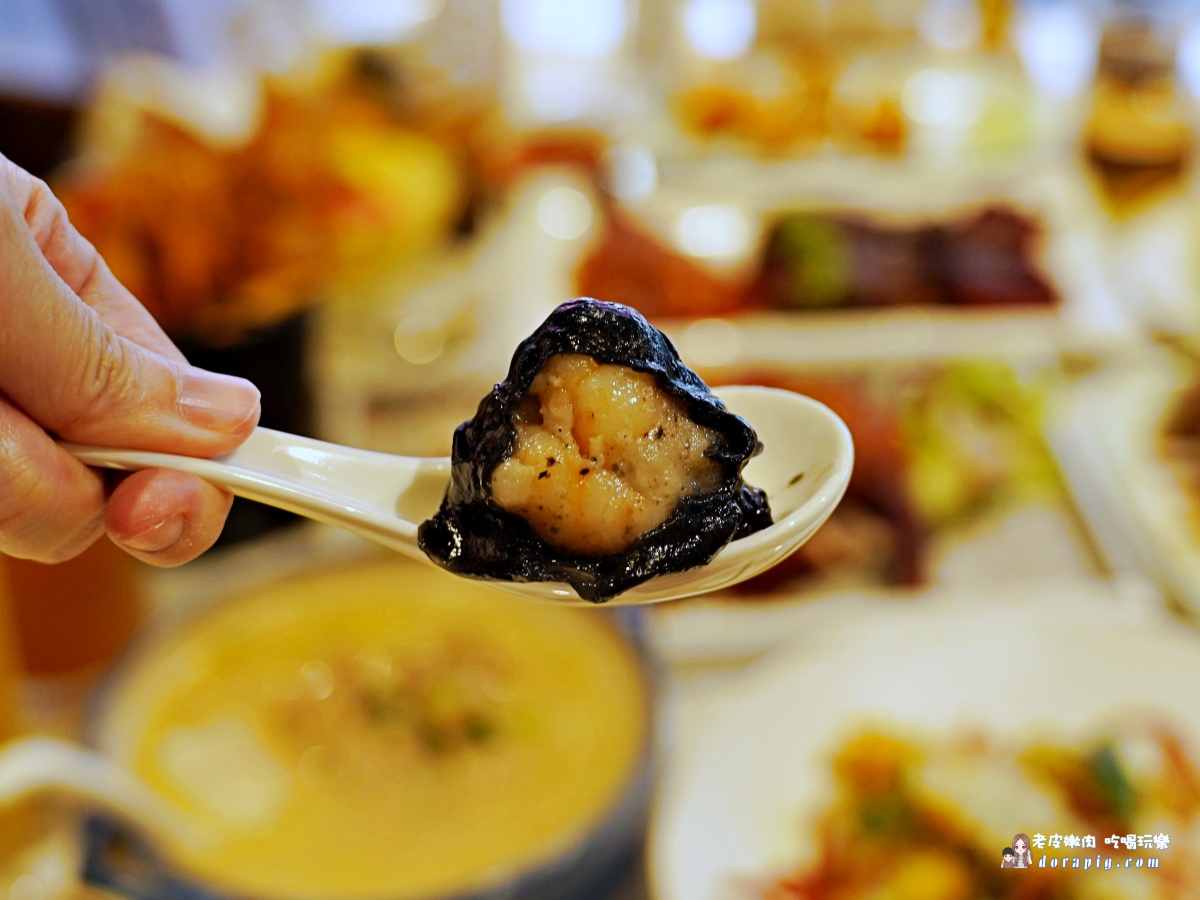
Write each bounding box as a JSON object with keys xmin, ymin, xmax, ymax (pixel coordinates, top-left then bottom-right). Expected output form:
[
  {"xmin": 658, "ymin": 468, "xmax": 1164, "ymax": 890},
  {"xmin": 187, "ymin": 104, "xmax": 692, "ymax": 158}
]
[{"xmin": 490, "ymin": 354, "xmax": 724, "ymax": 556}]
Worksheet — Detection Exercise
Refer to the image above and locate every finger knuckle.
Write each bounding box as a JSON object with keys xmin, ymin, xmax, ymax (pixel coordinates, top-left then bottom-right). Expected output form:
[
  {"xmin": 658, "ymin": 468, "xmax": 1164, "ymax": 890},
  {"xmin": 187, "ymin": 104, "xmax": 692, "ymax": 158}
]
[
  {"xmin": 87, "ymin": 332, "xmax": 135, "ymax": 400},
  {"xmin": 53, "ymin": 327, "xmax": 138, "ymax": 433},
  {"xmin": 22, "ymin": 179, "xmax": 67, "ymax": 252}
]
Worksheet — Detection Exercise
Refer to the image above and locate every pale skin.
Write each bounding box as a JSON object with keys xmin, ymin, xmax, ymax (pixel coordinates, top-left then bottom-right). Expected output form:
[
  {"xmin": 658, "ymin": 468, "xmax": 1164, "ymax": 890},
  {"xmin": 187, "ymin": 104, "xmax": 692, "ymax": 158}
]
[{"xmin": 0, "ymin": 154, "xmax": 260, "ymax": 565}]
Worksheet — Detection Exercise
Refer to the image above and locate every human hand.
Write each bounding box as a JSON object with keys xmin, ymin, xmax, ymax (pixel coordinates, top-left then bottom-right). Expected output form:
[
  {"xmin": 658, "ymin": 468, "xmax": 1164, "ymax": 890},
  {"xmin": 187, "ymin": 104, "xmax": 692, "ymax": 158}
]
[{"xmin": 0, "ymin": 154, "xmax": 260, "ymax": 565}]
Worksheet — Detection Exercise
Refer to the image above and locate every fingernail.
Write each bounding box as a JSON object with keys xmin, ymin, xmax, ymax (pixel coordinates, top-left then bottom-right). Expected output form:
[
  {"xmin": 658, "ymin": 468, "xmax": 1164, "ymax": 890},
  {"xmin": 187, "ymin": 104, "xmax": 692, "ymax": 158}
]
[
  {"xmin": 178, "ymin": 369, "xmax": 261, "ymax": 433},
  {"xmin": 121, "ymin": 515, "xmax": 185, "ymax": 553}
]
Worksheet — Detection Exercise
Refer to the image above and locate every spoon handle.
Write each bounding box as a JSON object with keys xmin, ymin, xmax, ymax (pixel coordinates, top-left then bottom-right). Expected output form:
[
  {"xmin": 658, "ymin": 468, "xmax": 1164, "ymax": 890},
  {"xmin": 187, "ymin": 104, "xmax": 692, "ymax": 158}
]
[
  {"xmin": 0, "ymin": 736, "xmax": 209, "ymax": 850},
  {"xmin": 61, "ymin": 429, "xmax": 451, "ymax": 557},
  {"xmin": 63, "ymin": 428, "xmax": 329, "ymax": 500}
]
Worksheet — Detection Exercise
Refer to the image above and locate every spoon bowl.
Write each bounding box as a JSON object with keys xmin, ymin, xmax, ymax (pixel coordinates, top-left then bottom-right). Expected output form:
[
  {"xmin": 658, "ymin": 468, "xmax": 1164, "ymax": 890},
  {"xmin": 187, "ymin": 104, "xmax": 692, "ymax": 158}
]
[{"xmin": 63, "ymin": 386, "xmax": 852, "ymax": 606}]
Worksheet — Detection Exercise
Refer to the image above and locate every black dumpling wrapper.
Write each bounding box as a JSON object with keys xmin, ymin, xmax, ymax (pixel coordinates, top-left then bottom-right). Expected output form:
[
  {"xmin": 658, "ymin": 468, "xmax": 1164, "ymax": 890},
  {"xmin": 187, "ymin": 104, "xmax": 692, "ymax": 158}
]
[{"xmin": 417, "ymin": 298, "xmax": 773, "ymax": 602}]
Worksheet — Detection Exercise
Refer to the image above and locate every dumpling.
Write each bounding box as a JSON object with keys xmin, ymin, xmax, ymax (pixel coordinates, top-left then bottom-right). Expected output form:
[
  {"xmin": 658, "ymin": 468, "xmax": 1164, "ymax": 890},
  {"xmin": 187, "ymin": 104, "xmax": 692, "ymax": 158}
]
[{"xmin": 418, "ymin": 299, "xmax": 772, "ymax": 601}]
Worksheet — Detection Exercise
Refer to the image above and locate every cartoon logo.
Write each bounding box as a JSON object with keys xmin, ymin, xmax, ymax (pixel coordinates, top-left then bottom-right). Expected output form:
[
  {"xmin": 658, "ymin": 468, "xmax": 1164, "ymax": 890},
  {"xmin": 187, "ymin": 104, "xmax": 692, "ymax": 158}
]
[{"xmin": 1012, "ymin": 833, "xmax": 1033, "ymax": 868}]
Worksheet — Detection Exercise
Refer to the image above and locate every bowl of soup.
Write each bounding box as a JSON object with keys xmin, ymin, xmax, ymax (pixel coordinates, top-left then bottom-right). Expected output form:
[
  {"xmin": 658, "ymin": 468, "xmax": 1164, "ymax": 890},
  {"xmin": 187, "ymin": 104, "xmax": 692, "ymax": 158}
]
[{"xmin": 84, "ymin": 559, "xmax": 653, "ymax": 900}]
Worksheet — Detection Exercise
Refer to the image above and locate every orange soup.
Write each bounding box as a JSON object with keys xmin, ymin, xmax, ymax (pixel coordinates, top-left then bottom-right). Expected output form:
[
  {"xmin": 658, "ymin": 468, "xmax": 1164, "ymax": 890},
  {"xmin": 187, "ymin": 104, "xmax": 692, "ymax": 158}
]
[{"xmin": 96, "ymin": 561, "xmax": 648, "ymax": 900}]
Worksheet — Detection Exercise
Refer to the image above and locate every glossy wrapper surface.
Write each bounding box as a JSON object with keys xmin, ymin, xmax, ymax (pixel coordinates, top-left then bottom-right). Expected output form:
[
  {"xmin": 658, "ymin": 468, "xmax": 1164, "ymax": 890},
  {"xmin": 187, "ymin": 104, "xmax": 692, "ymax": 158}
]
[{"xmin": 418, "ymin": 299, "xmax": 772, "ymax": 602}]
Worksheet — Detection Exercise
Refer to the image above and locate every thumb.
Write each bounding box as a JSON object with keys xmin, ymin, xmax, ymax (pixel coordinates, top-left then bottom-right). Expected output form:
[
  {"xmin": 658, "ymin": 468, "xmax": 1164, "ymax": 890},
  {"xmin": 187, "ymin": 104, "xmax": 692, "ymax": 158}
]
[{"xmin": 0, "ymin": 201, "xmax": 260, "ymax": 453}]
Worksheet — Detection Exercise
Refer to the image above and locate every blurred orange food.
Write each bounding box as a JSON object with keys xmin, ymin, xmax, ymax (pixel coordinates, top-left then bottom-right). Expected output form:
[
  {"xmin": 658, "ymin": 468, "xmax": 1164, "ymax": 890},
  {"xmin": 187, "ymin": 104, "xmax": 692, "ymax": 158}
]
[
  {"xmin": 767, "ymin": 726, "xmax": 1200, "ymax": 899},
  {"xmin": 55, "ymin": 59, "xmax": 465, "ymax": 343}
]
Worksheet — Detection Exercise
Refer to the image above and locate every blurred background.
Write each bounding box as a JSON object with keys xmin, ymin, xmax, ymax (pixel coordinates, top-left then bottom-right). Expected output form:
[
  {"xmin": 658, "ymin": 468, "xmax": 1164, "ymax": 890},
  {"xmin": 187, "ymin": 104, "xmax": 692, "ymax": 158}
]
[{"xmin": 5, "ymin": 0, "xmax": 1200, "ymax": 898}]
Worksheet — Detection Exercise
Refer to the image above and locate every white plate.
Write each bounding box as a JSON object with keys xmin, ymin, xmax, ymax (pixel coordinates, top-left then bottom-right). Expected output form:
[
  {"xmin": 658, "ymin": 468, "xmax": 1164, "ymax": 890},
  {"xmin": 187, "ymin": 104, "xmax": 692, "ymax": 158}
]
[
  {"xmin": 1051, "ymin": 354, "xmax": 1200, "ymax": 616},
  {"xmin": 649, "ymin": 593, "xmax": 1200, "ymax": 900},
  {"xmin": 1106, "ymin": 189, "xmax": 1200, "ymax": 336},
  {"xmin": 647, "ymin": 500, "xmax": 1107, "ymax": 662}
]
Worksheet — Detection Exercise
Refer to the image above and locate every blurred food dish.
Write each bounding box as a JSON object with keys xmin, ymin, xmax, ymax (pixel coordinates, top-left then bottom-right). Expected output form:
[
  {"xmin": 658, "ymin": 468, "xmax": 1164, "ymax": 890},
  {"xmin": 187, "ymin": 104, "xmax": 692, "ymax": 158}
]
[
  {"xmin": 54, "ymin": 52, "xmax": 469, "ymax": 344},
  {"xmin": 755, "ymin": 206, "xmax": 1054, "ymax": 312},
  {"xmin": 648, "ymin": 359, "xmax": 1104, "ymax": 660},
  {"xmin": 711, "ymin": 362, "xmax": 1062, "ymax": 595},
  {"xmin": 89, "ymin": 560, "xmax": 651, "ymax": 900},
  {"xmin": 763, "ymin": 725, "xmax": 1199, "ymax": 897},
  {"xmin": 650, "ymin": 595, "xmax": 1200, "ymax": 900},
  {"xmin": 1083, "ymin": 15, "xmax": 1196, "ymax": 214},
  {"xmin": 319, "ymin": 163, "xmax": 1126, "ymax": 444},
  {"xmin": 574, "ymin": 159, "xmax": 1129, "ymax": 363},
  {"xmin": 664, "ymin": 22, "xmax": 1040, "ymax": 163},
  {"xmin": 1052, "ymin": 352, "xmax": 1200, "ymax": 619},
  {"xmin": 577, "ymin": 198, "xmax": 1057, "ymax": 322}
]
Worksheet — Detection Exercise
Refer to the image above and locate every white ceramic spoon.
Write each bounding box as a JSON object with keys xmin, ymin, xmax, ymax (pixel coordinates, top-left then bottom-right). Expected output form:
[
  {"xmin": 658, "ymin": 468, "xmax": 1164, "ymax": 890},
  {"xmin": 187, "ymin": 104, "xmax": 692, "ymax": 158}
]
[
  {"xmin": 0, "ymin": 736, "xmax": 212, "ymax": 852},
  {"xmin": 62, "ymin": 386, "xmax": 853, "ymax": 606}
]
